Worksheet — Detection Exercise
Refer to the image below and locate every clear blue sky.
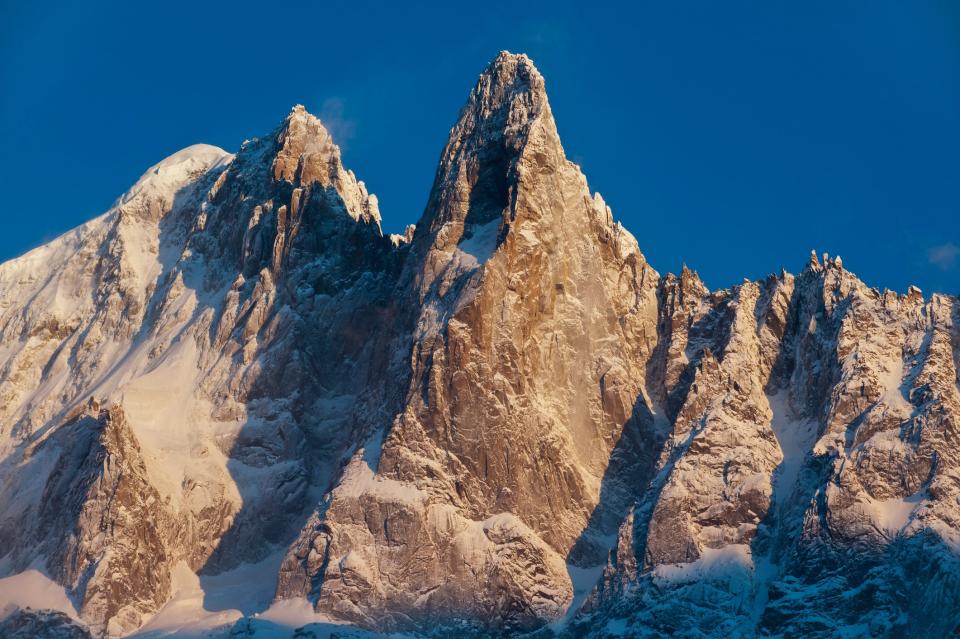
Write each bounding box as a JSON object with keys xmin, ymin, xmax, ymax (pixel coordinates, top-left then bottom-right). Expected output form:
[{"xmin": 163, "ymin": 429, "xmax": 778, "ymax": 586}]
[{"xmin": 2, "ymin": 1, "xmax": 958, "ymax": 293}]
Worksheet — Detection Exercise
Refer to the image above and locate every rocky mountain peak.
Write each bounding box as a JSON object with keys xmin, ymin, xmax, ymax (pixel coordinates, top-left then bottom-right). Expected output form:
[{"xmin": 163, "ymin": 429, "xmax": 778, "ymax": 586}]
[
  {"xmin": 271, "ymin": 104, "xmax": 337, "ymax": 183},
  {"xmin": 269, "ymin": 103, "xmax": 380, "ymax": 227},
  {"xmin": 416, "ymin": 52, "xmax": 554, "ymax": 233},
  {"xmin": 403, "ymin": 50, "xmax": 598, "ymax": 307},
  {"xmin": 470, "ymin": 51, "xmax": 547, "ymax": 126}
]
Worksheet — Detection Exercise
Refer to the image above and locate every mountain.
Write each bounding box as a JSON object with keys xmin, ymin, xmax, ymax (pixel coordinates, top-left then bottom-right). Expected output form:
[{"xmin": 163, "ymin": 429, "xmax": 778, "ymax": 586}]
[{"xmin": 1, "ymin": 52, "xmax": 958, "ymax": 639}]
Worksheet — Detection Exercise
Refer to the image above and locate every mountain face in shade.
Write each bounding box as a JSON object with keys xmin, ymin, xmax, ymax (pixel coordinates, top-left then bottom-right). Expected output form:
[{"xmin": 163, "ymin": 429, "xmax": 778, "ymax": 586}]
[{"xmin": 1, "ymin": 52, "xmax": 959, "ymax": 639}]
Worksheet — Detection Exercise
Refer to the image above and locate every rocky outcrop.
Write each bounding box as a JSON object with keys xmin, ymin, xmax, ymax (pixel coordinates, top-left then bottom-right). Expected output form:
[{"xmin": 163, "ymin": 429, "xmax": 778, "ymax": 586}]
[
  {"xmin": 0, "ymin": 51, "xmax": 958, "ymax": 639},
  {"xmin": 1, "ymin": 402, "xmax": 178, "ymax": 636},
  {"xmin": 0, "ymin": 609, "xmax": 93, "ymax": 639}
]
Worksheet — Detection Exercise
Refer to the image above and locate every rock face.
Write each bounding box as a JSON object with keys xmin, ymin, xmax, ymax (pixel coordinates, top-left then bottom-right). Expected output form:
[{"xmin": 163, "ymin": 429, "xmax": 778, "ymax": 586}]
[
  {"xmin": 0, "ymin": 52, "xmax": 958, "ymax": 638},
  {"xmin": 0, "ymin": 609, "xmax": 94, "ymax": 639},
  {"xmin": 580, "ymin": 261, "xmax": 960, "ymax": 638},
  {"xmin": 32, "ymin": 403, "xmax": 175, "ymax": 635},
  {"xmin": 275, "ymin": 51, "xmax": 661, "ymax": 635}
]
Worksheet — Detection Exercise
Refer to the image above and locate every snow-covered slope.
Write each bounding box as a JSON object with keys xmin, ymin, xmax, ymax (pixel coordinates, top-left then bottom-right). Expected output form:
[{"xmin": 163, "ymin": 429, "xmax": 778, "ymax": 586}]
[{"xmin": 1, "ymin": 52, "xmax": 959, "ymax": 639}]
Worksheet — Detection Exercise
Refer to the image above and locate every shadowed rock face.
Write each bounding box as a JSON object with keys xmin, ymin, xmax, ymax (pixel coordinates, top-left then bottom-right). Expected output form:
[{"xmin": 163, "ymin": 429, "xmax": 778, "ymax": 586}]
[
  {"xmin": 0, "ymin": 609, "xmax": 94, "ymax": 639},
  {"xmin": 1, "ymin": 52, "xmax": 959, "ymax": 638},
  {"xmin": 0, "ymin": 402, "xmax": 179, "ymax": 637},
  {"xmin": 34, "ymin": 404, "xmax": 176, "ymax": 636}
]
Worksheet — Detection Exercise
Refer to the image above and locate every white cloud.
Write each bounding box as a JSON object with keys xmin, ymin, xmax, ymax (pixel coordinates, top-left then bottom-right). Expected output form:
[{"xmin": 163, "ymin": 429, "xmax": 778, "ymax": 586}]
[
  {"xmin": 928, "ymin": 242, "xmax": 959, "ymax": 270},
  {"xmin": 319, "ymin": 97, "xmax": 356, "ymax": 149}
]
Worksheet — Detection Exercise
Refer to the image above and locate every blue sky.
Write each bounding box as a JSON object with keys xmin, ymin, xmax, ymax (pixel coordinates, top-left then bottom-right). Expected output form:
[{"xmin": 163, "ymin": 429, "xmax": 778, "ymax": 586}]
[{"xmin": 2, "ymin": 1, "xmax": 958, "ymax": 293}]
